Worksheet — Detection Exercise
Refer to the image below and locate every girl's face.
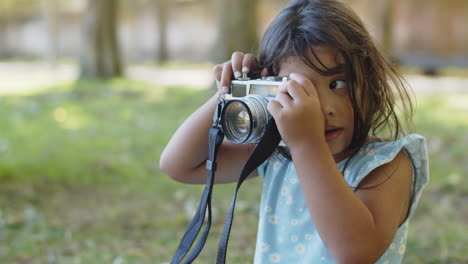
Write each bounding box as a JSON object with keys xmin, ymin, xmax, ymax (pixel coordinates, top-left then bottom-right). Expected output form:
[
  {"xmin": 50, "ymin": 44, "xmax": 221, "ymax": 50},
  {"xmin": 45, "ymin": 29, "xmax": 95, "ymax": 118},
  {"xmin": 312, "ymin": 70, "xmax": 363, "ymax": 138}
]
[{"xmin": 277, "ymin": 46, "xmax": 355, "ymax": 162}]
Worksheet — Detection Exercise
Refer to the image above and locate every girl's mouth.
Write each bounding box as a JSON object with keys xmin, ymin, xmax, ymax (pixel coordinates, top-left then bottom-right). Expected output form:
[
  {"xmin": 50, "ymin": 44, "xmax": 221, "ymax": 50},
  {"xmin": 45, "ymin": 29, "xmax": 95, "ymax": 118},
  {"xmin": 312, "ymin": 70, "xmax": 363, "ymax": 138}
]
[{"xmin": 325, "ymin": 127, "xmax": 343, "ymax": 141}]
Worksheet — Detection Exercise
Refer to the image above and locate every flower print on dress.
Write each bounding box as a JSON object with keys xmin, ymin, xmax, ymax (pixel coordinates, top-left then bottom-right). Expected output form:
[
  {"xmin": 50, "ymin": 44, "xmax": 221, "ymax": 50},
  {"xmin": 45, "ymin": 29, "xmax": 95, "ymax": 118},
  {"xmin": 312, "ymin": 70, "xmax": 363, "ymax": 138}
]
[
  {"xmin": 296, "ymin": 244, "xmax": 305, "ymax": 254},
  {"xmin": 290, "ymin": 177, "xmax": 298, "ymax": 184},
  {"xmin": 260, "ymin": 242, "xmax": 270, "ymax": 253},
  {"xmin": 268, "ymin": 215, "xmax": 278, "ymax": 224},
  {"xmin": 290, "ymin": 219, "xmax": 298, "ymax": 226},
  {"xmin": 290, "ymin": 235, "xmax": 298, "ymax": 242},
  {"xmin": 273, "ymin": 161, "xmax": 281, "ymax": 170},
  {"xmin": 398, "ymin": 244, "xmax": 406, "ymax": 254},
  {"xmin": 269, "ymin": 253, "xmax": 281, "ymax": 262}
]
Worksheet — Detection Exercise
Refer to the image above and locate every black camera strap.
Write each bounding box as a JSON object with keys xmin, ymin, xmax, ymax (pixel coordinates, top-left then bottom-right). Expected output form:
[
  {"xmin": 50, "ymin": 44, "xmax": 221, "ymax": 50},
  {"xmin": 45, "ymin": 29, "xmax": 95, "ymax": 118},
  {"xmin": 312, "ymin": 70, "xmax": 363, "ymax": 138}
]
[
  {"xmin": 216, "ymin": 118, "xmax": 281, "ymax": 264},
  {"xmin": 171, "ymin": 127, "xmax": 224, "ymax": 264},
  {"xmin": 170, "ymin": 118, "xmax": 281, "ymax": 264}
]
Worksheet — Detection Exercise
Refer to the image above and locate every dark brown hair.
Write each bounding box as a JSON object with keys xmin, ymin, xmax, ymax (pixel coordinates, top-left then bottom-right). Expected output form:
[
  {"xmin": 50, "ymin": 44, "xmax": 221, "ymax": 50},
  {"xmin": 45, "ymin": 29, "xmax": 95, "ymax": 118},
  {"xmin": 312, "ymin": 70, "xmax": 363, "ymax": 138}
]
[{"xmin": 258, "ymin": 0, "xmax": 413, "ymax": 153}]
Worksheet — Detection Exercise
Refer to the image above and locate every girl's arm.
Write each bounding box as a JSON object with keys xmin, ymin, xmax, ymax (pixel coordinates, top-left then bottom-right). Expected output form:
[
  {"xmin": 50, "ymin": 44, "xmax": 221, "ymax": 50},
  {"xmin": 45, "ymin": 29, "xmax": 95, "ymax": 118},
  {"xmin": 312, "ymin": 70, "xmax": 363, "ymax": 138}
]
[
  {"xmin": 159, "ymin": 93, "xmax": 256, "ymax": 184},
  {"xmin": 291, "ymin": 140, "xmax": 412, "ymax": 264},
  {"xmin": 159, "ymin": 52, "xmax": 259, "ymax": 184}
]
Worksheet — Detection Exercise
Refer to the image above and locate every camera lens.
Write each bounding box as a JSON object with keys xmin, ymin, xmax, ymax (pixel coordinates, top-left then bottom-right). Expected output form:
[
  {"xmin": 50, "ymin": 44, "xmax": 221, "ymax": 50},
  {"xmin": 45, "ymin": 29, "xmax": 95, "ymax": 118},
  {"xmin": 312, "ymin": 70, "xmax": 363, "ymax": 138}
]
[
  {"xmin": 222, "ymin": 101, "xmax": 252, "ymax": 143},
  {"xmin": 221, "ymin": 96, "xmax": 270, "ymax": 144},
  {"xmin": 235, "ymin": 109, "xmax": 250, "ymax": 134}
]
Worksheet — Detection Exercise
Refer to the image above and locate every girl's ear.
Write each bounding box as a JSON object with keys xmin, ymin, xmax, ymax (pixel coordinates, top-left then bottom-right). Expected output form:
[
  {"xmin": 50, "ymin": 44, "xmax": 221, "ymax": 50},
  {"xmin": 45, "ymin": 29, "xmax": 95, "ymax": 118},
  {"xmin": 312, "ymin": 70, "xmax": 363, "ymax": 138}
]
[{"xmin": 261, "ymin": 68, "xmax": 269, "ymax": 77}]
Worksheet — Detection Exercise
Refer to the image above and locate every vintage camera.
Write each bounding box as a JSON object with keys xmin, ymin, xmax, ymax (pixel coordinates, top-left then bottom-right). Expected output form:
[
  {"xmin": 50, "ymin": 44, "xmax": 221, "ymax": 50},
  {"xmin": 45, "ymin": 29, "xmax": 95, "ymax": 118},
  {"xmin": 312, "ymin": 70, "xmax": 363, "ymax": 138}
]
[{"xmin": 214, "ymin": 76, "xmax": 288, "ymax": 144}]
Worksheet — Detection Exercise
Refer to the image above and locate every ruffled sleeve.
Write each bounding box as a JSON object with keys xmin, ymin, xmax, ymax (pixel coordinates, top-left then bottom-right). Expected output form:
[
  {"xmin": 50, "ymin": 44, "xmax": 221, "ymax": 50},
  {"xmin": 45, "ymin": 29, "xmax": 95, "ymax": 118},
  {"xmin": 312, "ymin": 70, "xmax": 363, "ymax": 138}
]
[{"xmin": 339, "ymin": 134, "xmax": 429, "ymax": 220}]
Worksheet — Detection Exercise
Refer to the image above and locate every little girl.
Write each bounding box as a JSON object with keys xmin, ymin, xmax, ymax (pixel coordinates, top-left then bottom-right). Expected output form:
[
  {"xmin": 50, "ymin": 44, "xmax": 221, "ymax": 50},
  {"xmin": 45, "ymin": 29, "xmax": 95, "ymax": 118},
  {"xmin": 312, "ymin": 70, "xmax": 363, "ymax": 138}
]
[{"xmin": 160, "ymin": 0, "xmax": 429, "ymax": 263}]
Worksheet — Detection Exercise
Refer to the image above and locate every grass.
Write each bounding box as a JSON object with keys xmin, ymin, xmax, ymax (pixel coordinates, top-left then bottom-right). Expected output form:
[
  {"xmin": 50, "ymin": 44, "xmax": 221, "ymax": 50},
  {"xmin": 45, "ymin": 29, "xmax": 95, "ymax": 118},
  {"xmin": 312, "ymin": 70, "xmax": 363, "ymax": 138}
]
[{"xmin": 0, "ymin": 77, "xmax": 467, "ymax": 263}]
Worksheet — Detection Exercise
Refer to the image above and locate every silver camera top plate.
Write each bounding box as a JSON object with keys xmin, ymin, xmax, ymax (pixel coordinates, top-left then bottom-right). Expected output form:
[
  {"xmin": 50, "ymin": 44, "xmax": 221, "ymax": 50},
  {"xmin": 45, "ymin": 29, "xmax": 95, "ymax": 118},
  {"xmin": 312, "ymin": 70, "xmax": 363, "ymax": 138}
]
[{"xmin": 228, "ymin": 76, "xmax": 289, "ymax": 98}]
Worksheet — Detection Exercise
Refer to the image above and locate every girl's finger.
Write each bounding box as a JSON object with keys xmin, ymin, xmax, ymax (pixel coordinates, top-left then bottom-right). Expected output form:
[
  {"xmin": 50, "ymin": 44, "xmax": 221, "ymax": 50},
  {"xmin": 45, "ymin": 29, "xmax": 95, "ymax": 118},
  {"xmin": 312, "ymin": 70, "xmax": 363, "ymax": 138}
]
[
  {"xmin": 220, "ymin": 61, "xmax": 233, "ymax": 93},
  {"xmin": 284, "ymin": 80, "xmax": 309, "ymax": 103},
  {"xmin": 212, "ymin": 63, "xmax": 223, "ymax": 83},
  {"xmin": 231, "ymin": 51, "xmax": 245, "ymax": 79},
  {"xmin": 275, "ymin": 91, "xmax": 293, "ymax": 108},
  {"xmin": 242, "ymin": 53, "xmax": 255, "ymax": 76},
  {"xmin": 267, "ymin": 99, "xmax": 283, "ymax": 117},
  {"xmin": 260, "ymin": 68, "xmax": 269, "ymax": 77},
  {"xmin": 289, "ymin": 73, "xmax": 317, "ymax": 97}
]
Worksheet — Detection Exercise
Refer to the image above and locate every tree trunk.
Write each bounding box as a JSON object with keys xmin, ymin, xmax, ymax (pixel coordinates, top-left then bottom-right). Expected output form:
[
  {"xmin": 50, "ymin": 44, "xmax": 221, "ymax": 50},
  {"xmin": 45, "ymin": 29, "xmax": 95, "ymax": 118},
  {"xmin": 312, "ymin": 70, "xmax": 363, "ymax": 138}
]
[
  {"xmin": 380, "ymin": 0, "xmax": 395, "ymax": 57},
  {"xmin": 79, "ymin": 0, "xmax": 123, "ymax": 79},
  {"xmin": 42, "ymin": 0, "xmax": 59, "ymax": 68},
  {"xmin": 0, "ymin": 7, "xmax": 10, "ymax": 59},
  {"xmin": 154, "ymin": 0, "xmax": 169, "ymax": 63},
  {"xmin": 215, "ymin": 0, "xmax": 258, "ymax": 62}
]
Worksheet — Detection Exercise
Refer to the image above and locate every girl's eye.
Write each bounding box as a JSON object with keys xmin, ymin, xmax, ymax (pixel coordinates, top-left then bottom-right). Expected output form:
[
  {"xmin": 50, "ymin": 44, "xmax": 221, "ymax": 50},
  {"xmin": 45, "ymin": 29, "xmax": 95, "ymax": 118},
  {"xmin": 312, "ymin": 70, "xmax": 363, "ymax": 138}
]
[{"xmin": 330, "ymin": 80, "xmax": 347, "ymax": 90}]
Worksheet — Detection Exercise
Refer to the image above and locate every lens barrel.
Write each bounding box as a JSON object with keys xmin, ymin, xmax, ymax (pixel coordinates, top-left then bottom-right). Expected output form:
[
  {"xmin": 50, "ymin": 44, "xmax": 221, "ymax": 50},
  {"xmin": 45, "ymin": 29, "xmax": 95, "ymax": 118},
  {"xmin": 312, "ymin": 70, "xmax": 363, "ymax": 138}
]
[{"xmin": 221, "ymin": 95, "xmax": 270, "ymax": 144}]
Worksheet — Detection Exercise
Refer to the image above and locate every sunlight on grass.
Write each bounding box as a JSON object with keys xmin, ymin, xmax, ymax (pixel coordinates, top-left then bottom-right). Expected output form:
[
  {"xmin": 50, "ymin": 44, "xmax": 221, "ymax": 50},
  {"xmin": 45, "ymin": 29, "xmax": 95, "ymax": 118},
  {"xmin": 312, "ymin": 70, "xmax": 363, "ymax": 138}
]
[
  {"xmin": 0, "ymin": 79, "xmax": 467, "ymax": 263},
  {"xmin": 53, "ymin": 106, "xmax": 90, "ymax": 130},
  {"xmin": 415, "ymin": 94, "xmax": 468, "ymax": 127}
]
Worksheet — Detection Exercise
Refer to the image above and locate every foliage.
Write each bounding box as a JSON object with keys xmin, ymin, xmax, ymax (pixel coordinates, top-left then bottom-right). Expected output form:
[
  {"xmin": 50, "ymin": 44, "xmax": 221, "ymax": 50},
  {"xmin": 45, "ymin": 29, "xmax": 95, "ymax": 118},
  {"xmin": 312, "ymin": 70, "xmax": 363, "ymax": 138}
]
[{"xmin": 0, "ymin": 79, "xmax": 467, "ymax": 263}]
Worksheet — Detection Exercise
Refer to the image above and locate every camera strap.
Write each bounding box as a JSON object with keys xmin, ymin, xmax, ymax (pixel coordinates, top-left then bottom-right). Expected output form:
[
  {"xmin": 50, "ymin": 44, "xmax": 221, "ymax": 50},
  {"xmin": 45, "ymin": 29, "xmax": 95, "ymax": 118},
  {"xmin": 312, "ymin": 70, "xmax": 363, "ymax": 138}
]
[
  {"xmin": 216, "ymin": 118, "xmax": 281, "ymax": 264},
  {"xmin": 171, "ymin": 127, "xmax": 225, "ymax": 264},
  {"xmin": 170, "ymin": 118, "xmax": 281, "ymax": 264}
]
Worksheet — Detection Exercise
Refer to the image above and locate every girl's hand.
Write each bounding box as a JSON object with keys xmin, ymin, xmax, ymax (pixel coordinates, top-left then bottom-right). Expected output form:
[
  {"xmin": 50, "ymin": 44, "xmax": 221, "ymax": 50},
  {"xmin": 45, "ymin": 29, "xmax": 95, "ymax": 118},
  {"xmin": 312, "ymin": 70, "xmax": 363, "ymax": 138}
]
[
  {"xmin": 267, "ymin": 73, "xmax": 325, "ymax": 150},
  {"xmin": 212, "ymin": 51, "xmax": 268, "ymax": 94}
]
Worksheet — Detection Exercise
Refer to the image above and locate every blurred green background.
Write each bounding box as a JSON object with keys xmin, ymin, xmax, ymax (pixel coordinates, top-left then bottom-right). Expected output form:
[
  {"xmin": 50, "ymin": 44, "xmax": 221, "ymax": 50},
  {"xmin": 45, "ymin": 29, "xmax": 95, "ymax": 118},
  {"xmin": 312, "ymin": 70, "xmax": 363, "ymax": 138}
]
[{"xmin": 0, "ymin": 0, "xmax": 467, "ymax": 263}]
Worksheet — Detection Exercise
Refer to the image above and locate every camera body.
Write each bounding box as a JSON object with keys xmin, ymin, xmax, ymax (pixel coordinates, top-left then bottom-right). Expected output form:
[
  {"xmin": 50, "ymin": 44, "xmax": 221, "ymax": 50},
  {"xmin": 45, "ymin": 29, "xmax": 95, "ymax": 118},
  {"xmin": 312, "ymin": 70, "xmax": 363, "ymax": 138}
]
[{"xmin": 214, "ymin": 76, "xmax": 288, "ymax": 144}]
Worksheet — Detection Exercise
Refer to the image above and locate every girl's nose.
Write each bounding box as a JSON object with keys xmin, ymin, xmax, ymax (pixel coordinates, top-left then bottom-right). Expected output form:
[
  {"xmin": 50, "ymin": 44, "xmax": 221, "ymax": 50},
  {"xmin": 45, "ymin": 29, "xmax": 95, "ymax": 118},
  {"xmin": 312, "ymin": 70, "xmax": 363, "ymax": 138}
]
[
  {"xmin": 322, "ymin": 104, "xmax": 334, "ymax": 116},
  {"xmin": 319, "ymin": 93, "xmax": 336, "ymax": 117}
]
